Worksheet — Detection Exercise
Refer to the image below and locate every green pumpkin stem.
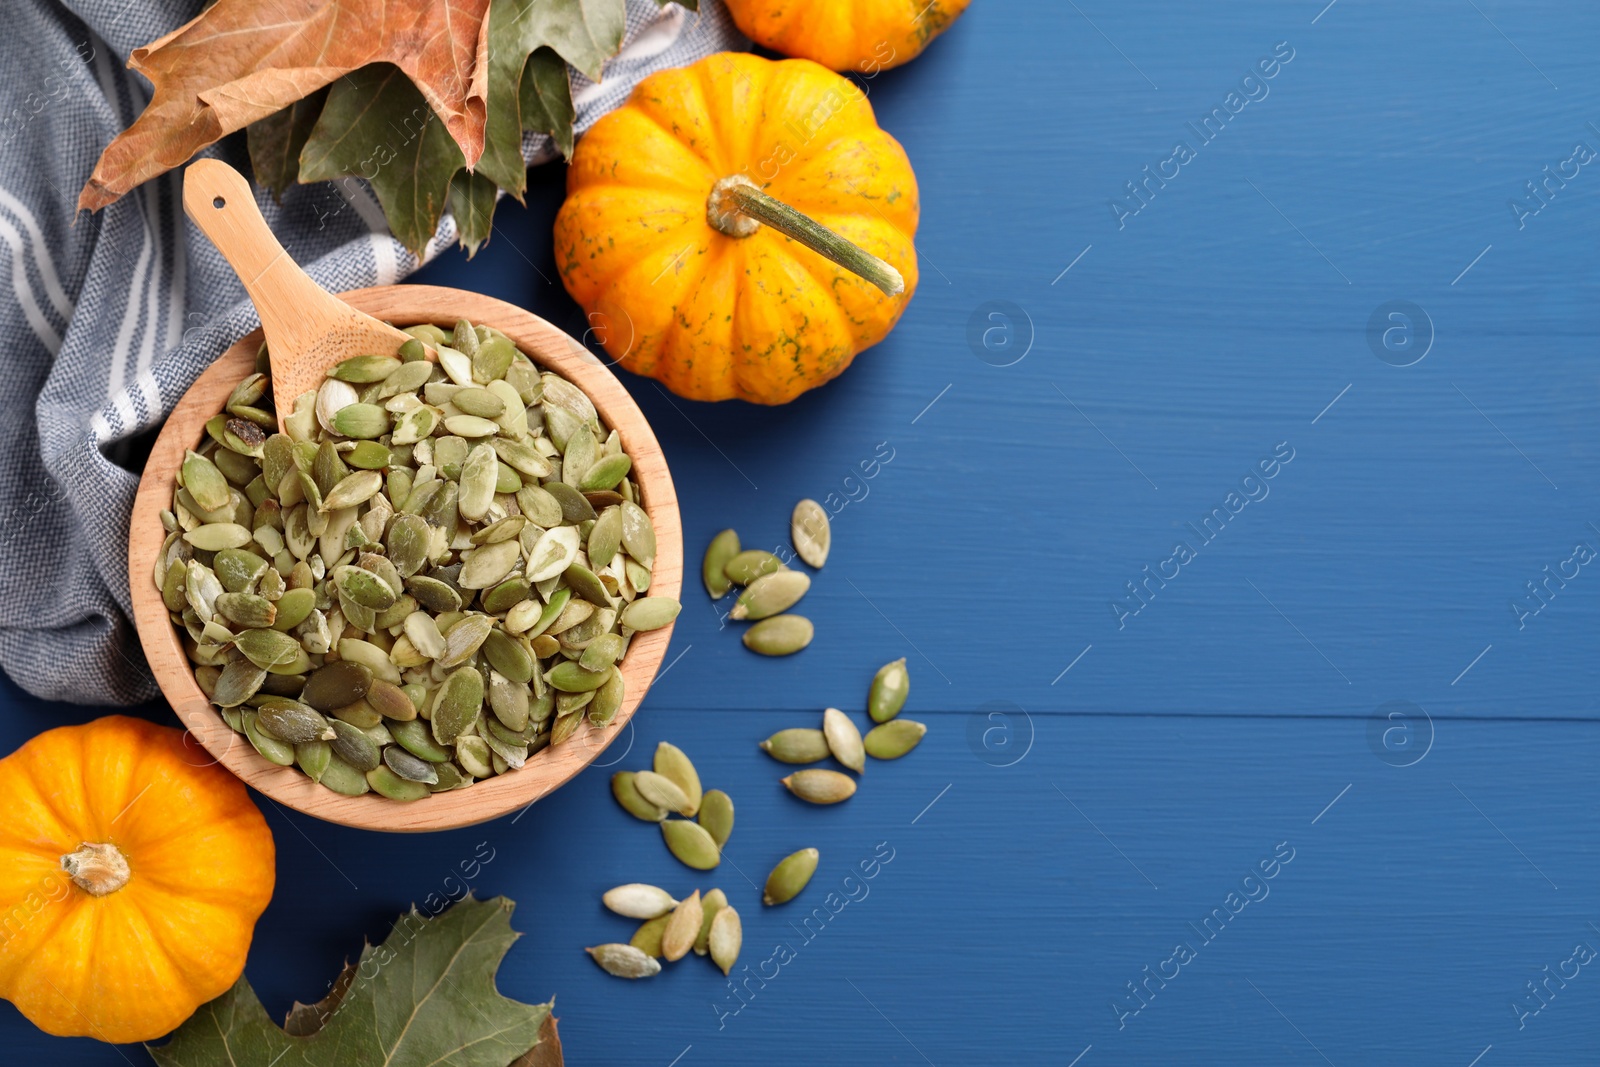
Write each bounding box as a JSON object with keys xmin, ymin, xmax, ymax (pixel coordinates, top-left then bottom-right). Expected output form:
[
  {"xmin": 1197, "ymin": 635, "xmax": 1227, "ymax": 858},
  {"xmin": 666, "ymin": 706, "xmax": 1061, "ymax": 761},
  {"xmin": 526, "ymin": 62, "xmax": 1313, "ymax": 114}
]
[{"xmin": 707, "ymin": 176, "xmax": 905, "ymax": 297}]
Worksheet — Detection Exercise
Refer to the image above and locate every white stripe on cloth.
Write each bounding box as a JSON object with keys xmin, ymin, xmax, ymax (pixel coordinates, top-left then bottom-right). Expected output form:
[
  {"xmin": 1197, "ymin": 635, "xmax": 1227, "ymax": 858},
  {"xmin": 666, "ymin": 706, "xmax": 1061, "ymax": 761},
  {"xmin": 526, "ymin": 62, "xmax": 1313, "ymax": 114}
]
[
  {"xmin": 0, "ymin": 209, "xmax": 62, "ymax": 353},
  {"xmin": 0, "ymin": 186, "xmax": 74, "ymax": 321}
]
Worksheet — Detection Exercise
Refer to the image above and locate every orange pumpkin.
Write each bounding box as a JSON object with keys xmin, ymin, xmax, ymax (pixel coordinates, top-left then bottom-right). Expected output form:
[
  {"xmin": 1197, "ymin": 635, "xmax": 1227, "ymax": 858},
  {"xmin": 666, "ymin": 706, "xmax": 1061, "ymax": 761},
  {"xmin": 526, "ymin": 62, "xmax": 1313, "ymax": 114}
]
[
  {"xmin": 0, "ymin": 716, "xmax": 274, "ymax": 1043},
  {"xmin": 554, "ymin": 53, "xmax": 920, "ymax": 404},
  {"xmin": 722, "ymin": 0, "xmax": 971, "ymax": 73}
]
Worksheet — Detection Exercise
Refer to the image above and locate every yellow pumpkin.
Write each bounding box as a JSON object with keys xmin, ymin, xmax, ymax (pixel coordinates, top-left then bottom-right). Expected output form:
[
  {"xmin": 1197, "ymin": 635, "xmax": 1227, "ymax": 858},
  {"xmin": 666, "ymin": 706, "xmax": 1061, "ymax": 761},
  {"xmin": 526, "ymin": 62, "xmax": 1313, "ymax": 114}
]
[
  {"xmin": 554, "ymin": 53, "xmax": 919, "ymax": 404},
  {"xmin": 0, "ymin": 716, "xmax": 274, "ymax": 1043},
  {"xmin": 721, "ymin": 0, "xmax": 971, "ymax": 73}
]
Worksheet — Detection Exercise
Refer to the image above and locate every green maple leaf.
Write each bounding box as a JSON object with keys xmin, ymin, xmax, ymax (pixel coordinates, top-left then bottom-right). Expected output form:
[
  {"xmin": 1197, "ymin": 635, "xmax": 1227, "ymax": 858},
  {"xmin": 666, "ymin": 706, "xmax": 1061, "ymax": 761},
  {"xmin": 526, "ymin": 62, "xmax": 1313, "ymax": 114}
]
[
  {"xmin": 248, "ymin": 88, "xmax": 328, "ymax": 199},
  {"xmin": 147, "ymin": 896, "xmax": 552, "ymax": 1067}
]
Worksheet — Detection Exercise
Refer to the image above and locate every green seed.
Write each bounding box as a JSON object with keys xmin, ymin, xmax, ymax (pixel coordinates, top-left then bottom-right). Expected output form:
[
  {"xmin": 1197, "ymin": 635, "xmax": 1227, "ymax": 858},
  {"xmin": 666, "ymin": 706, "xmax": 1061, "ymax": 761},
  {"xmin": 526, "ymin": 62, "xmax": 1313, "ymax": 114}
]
[
  {"xmin": 661, "ymin": 819, "xmax": 721, "ymax": 870},
  {"xmin": 481, "ymin": 629, "xmax": 534, "ymax": 683},
  {"xmin": 865, "ymin": 719, "xmax": 927, "ymax": 760},
  {"xmin": 763, "ymin": 848, "xmax": 819, "ymax": 906},
  {"xmin": 760, "ymin": 728, "xmax": 830, "ymax": 764},
  {"xmin": 588, "ymin": 507, "xmax": 622, "ymax": 570},
  {"xmin": 181, "ymin": 451, "xmax": 231, "ymax": 513},
  {"xmin": 431, "ymin": 666, "xmax": 484, "ymax": 744},
  {"xmin": 588, "ymin": 668, "xmax": 625, "ymax": 726},
  {"xmin": 543, "ymin": 481, "xmax": 596, "ymax": 523},
  {"xmin": 215, "ymin": 591, "xmax": 277, "ymax": 629},
  {"xmin": 631, "ymin": 915, "xmax": 669, "ymax": 957},
  {"xmin": 587, "ymin": 943, "xmax": 661, "ymax": 979},
  {"xmin": 822, "ymin": 707, "xmax": 865, "ymax": 773},
  {"xmin": 382, "ymin": 746, "xmax": 440, "ymax": 784},
  {"xmin": 452, "ymin": 386, "xmax": 505, "ymax": 418},
  {"xmin": 782, "ymin": 769, "xmax": 857, "ymax": 805},
  {"xmin": 213, "ymin": 548, "xmax": 267, "ymax": 593},
  {"xmin": 548, "ymin": 660, "xmax": 609, "ymax": 692},
  {"xmin": 256, "ymin": 699, "xmax": 335, "ymax": 744},
  {"xmin": 869, "ymin": 657, "xmax": 910, "ymax": 723},
  {"xmin": 620, "ymin": 596, "xmax": 680, "ymax": 632},
  {"xmin": 729, "ymin": 570, "xmax": 810, "ymax": 621},
  {"xmin": 331, "ymin": 403, "xmax": 389, "ymax": 439},
  {"xmin": 344, "ymin": 441, "xmax": 392, "ymax": 470},
  {"xmin": 430, "ymin": 763, "xmax": 472, "ymax": 791},
  {"xmin": 211, "ymin": 660, "xmax": 266, "ymax": 708},
  {"xmin": 438, "ymin": 613, "xmax": 494, "ymax": 668},
  {"xmin": 318, "ymin": 754, "xmax": 372, "ymax": 796},
  {"xmin": 333, "ymin": 564, "xmax": 398, "ymax": 610},
  {"xmin": 367, "ymin": 766, "xmax": 430, "ymax": 801},
  {"xmin": 563, "ymin": 563, "xmax": 611, "ymax": 608},
  {"xmin": 235, "ymin": 627, "xmax": 304, "ymax": 670},
  {"xmin": 321, "ymin": 469, "xmax": 384, "ymax": 511},
  {"xmin": 742, "ymin": 614, "xmax": 813, "ymax": 656},
  {"xmin": 580, "ymin": 453, "xmax": 632, "ymax": 492},
  {"xmin": 709, "ymin": 906, "xmax": 742, "ymax": 975},
  {"xmin": 472, "ymin": 335, "xmax": 516, "ymax": 382},
  {"xmin": 329, "ymin": 354, "xmax": 402, "ymax": 382},
  {"xmin": 294, "ymin": 740, "xmax": 331, "ymax": 782},
  {"xmin": 634, "ymin": 769, "xmax": 694, "ymax": 816},
  {"xmin": 243, "ymin": 712, "xmax": 295, "ymax": 766},
  {"xmin": 698, "ymin": 789, "xmax": 735, "ymax": 848},
  {"xmin": 695, "ymin": 888, "xmax": 728, "ymax": 956},
  {"xmin": 390, "ymin": 719, "xmax": 453, "ymax": 763},
  {"xmin": 301, "ymin": 660, "xmax": 372, "ymax": 710},
  {"xmin": 790, "ymin": 498, "xmax": 831, "ymax": 568},
  {"xmin": 184, "ymin": 523, "xmax": 253, "ymax": 551},
  {"xmin": 724, "ymin": 549, "xmax": 784, "ymax": 586},
  {"xmin": 271, "ymin": 587, "xmax": 316, "ymax": 631},
  {"xmin": 329, "ymin": 719, "xmax": 381, "ymax": 772},
  {"xmin": 460, "ymin": 539, "xmax": 522, "ymax": 591},
  {"xmin": 366, "ymin": 679, "xmax": 417, "ymax": 721},
  {"xmin": 620, "ymin": 500, "xmax": 656, "ymax": 567},
  {"xmin": 579, "ymin": 632, "xmax": 624, "ymax": 673},
  {"xmin": 702, "ymin": 529, "xmax": 740, "ymax": 598}
]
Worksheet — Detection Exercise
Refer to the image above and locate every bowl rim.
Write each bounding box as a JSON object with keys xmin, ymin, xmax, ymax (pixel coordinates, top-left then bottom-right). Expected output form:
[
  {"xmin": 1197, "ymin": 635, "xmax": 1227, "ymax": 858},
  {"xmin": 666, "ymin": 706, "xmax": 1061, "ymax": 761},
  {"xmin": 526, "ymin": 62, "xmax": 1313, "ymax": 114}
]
[{"xmin": 128, "ymin": 285, "xmax": 682, "ymax": 832}]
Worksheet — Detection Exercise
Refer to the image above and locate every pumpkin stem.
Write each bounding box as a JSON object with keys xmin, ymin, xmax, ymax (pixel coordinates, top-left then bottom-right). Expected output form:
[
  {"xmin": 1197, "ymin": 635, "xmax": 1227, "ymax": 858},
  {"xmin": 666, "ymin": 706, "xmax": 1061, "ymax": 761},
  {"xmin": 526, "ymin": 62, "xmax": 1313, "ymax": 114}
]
[
  {"xmin": 706, "ymin": 175, "xmax": 905, "ymax": 297},
  {"xmin": 61, "ymin": 842, "xmax": 131, "ymax": 897}
]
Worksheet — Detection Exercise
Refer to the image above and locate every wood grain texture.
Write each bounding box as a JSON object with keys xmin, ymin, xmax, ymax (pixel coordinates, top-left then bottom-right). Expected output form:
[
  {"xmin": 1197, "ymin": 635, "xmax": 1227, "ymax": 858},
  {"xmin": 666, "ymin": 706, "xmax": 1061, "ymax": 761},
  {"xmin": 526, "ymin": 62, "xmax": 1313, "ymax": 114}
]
[
  {"xmin": 128, "ymin": 286, "xmax": 682, "ymax": 832},
  {"xmin": 180, "ymin": 159, "xmax": 414, "ymax": 426}
]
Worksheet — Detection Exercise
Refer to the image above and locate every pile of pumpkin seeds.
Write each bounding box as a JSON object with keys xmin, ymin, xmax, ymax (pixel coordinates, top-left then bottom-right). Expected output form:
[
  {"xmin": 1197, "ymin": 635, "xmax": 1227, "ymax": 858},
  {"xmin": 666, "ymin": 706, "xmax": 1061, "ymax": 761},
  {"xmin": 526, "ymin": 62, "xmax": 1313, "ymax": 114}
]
[
  {"xmin": 153, "ymin": 318, "xmax": 680, "ymax": 800},
  {"xmin": 612, "ymin": 743, "xmax": 734, "ymax": 869},
  {"xmin": 588, "ymin": 883, "xmax": 742, "ymax": 979},
  {"xmin": 703, "ymin": 498, "xmax": 830, "ymax": 655}
]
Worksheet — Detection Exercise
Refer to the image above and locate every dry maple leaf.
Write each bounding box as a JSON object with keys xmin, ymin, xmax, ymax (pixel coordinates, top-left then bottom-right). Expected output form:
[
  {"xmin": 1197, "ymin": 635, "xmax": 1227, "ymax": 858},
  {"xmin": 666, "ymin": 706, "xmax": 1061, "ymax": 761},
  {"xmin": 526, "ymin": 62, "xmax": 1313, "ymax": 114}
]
[{"xmin": 77, "ymin": 0, "xmax": 492, "ymax": 213}]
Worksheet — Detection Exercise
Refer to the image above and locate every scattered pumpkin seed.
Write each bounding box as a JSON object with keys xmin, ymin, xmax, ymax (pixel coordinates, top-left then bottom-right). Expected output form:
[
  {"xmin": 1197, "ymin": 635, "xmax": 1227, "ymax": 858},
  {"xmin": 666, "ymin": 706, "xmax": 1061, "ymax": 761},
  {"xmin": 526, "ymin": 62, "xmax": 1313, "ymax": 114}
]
[
  {"xmin": 662, "ymin": 819, "xmax": 721, "ymax": 870},
  {"xmin": 613, "ymin": 771, "xmax": 667, "ymax": 822},
  {"xmin": 790, "ymin": 499, "xmax": 830, "ymax": 567},
  {"xmin": 869, "ymin": 657, "xmax": 910, "ymax": 722},
  {"xmin": 743, "ymin": 614, "xmax": 813, "ymax": 656},
  {"xmin": 634, "ymin": 769, "xmax": 695, "ymax": 816},
  {"xmin": 782, "ymin": 768, "xmax": 857, "ymax": 805},
  {"xmin": 653, "ymin": 742, "xmax": 703, "ymax": 817},
  {"xmin": 661, "ymin": 889, "xmax": 703, "ymax": 962},
  {"xmin": 620, "ymin": 597, "xmax": 681, "ymax": 632},
  {"xmin": 698, "ymin": 789, "xmax": 735, "ymax": 848},
  {"xmin": 763, "ymin": 848, "xmax": 819, "ymax": 906},
  {"xmin": 709, "ymin": 906, "xmax": 742, "ymax": 975},
  {"xmin": 729, "ymin": 570, "xmax": 811, "ymax": 621},
  {"xmin": 864, "ymin": 719, "xmax": 927, "ymax": 760},
  {"xmin": 603, "ymin": 883, "xmax": 678, "ymax": 920},
  {"xmin": 631, "ymin": 915, "xmax": 669, "ymax": 957},
  {"xmin": 587, "ymin": 943, "xmax": 661, "ymax": 979},
  {"xmin": 724, "ymin": 549, "xmax": 784, "ymax": 586},
  {"xmin": 760, "ymin": 728, "xmax": 831, "ymax": 764},
  {"xmin": 823, "ymin": 707, "xmax": 865, "ymax": 773},
  {"xmin": 702, "ymin": 529, "xmax": 740, "ymax": 598}
]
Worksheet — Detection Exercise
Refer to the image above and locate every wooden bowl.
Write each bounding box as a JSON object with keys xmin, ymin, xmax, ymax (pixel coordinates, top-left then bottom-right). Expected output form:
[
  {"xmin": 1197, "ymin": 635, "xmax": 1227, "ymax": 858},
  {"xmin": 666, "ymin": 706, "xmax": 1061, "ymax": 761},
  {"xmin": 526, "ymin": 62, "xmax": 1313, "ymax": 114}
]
[{"xmin": 128, "ymin": 286, "xmax": 681, "ymax": 832}]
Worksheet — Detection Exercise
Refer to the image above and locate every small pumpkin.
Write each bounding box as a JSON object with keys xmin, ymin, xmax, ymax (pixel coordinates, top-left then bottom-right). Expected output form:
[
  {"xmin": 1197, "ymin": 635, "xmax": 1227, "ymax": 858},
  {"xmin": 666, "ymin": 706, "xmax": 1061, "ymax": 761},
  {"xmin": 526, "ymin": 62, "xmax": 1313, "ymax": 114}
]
[
  {"xmin": 721, "ymin": 0, "xmax": 971, "ymax": 74},
  {"xmin": 554, "ymin": 53, "xmax": 920, "ymax": 405},
  {"xmin": 0, "ymin": 716, "xmax": 274, "ymax": 1043}
]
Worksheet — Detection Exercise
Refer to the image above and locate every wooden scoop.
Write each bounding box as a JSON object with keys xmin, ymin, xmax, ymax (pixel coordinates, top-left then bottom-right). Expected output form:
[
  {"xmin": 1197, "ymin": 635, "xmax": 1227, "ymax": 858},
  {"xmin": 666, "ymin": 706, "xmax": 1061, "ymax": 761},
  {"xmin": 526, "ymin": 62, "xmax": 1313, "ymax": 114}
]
[{"xmin": 181, "ymin": 159, "xmax": 414, "ymax": 426}]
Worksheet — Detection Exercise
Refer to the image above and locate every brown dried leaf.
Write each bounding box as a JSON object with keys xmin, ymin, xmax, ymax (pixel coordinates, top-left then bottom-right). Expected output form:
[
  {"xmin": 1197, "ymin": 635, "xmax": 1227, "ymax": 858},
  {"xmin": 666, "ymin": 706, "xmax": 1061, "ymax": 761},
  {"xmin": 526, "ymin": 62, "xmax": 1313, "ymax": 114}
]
[{"xmin": 78, "ymin": 0, "xmax": 492, "ymax": 212}]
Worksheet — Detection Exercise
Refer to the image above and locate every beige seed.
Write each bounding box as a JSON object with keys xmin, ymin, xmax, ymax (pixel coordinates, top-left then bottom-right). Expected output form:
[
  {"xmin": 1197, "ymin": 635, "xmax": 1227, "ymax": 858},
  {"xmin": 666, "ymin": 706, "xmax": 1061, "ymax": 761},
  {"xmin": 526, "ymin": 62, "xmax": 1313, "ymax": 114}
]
[
  {"xmin": 661, "ymin": 889, "xmax": 703, "ymax": 962},
  {"xmin": 586, "ymin": 943, "xmax": 661, "ymax": 979},
  {"xmin": 694, "ymin": 888, "xmax": 728, "ymax": 956},
  {"xmin": 635, "ymin": 769, "xmax": 695, "ymax": 816},
  {"xmin": 822, "ymin": 707, "xmax": 865, "ymax": 773},
  {"xmin": 790, "ymin": 498, "xmax": 831, "ymax": 568},
  {"xmin": 709, "ymin": 906, "xmax": 742, "ymax": 975},
  {"xmin": 782, "ymin": 768, "xmax": 857, "ymax": 805},
  {"xmin": 654, "ymin": 742, "xmax": 703, "ymax": 817},
  {"xmin": 602, "ymin": 883, "xmax": 678, "ymax": 920}
]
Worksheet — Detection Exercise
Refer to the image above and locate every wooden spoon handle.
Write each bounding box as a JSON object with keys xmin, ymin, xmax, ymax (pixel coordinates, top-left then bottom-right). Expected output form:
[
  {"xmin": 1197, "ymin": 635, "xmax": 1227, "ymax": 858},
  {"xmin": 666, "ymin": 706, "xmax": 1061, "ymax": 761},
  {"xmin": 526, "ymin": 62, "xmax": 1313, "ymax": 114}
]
[{"xmin": 181, "ymin": 159, "xmax": 344, "ymax": 359}]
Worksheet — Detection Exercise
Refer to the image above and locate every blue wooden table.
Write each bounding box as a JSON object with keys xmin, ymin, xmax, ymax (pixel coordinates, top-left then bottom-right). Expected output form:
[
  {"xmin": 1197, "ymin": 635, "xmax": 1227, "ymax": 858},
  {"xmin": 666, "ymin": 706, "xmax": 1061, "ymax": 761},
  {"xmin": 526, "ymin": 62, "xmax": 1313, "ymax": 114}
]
[{"xmin": 9, "ymin": 0, "xmax": 1600, "ymax": 1062}]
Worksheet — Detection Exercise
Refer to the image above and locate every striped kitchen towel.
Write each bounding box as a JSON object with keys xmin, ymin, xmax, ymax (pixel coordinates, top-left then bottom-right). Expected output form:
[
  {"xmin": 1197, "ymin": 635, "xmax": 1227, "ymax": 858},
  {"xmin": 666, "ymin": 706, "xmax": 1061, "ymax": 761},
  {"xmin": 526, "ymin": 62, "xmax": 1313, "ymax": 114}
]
[{"xmin": 0, "ymin": 0, "xmax": 742, "ymax": 705}]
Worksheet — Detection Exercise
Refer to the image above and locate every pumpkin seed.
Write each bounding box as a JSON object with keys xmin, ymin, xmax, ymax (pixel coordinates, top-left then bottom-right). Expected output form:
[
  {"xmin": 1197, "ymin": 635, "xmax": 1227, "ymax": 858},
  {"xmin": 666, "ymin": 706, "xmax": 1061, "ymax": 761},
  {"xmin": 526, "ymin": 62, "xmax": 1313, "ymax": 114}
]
[
  {"xmin": 318, "ymin": 754, "xmax": 372, "ymax": 796},
  {"xmin": 869, "ymin": 657, "xmax": 910, "ymax": 722},
  {"xmin": 864, "ymin": 719, "xmax": 926, "ymax": 759},
  {"xmin": 211, "ymin": 660, "xmax": 266, "ymax": 708},
  {"xmin": 724, "ymin": 549, "xmax": 784, "ymax": 586},
  {"xmin": 695, "ymin": 888, "xmax": 728, "ymax": 956},
  {"xmin": 580, "ymin": 453, "xmax": 632, "ymax": 492},
  {"xmin": 321, "ymin": 469, "xmax": 383, "ymax": 511},
  {"xmin": 390, "ymin": 719, "xmax": 453, "ymax": 763},
  {"xmin": 620, "ymin": 501, "xmax": 656, "ymax": 567},
  {"xmin": 456, "ymin": 735, "xmax": 494, "ymax": 778},
  {"xmin": 459, "ymin": 539, "xmax": 522, "ymax": 590},
  {"xmin": 257, "ymin": 699, "xmax": 336, "ymax": 744},
  {"xmin": 654, "ymin": 742, "xmax": 703, "ymax": 816},
  {"xmin": 604, "ymin": 883, "xmax": 678, "ymax": 920},
  {"xmin": 438, "ymin": 613, "xmax": 494, "ymax": 668},
  {"xmin": 382, "ymin": 746, "xmax": 440, "ymax": 784},
  {"xmin": 823, "ymin": 707, "xmax": 865, "ymax": 773},
  {"xmin": 661, "ymin": 819, "xmax": 721, "ymax": 870},
  {"xmin": 587, "ymin": 943, "xmax": 661, "ymax": 979},
  {"xmin": 543, "ymin": 481, "xmax": 595, "ymax": 523},
  {"xmin": 709, "ymin": 906, "xmax": 742, "ymax": 975},
  {"xmin": 763, "ymin": 848, "xmax": 819, "ymax": 906},
  {"xmin": 367, "ymin": 766, "xmax": 430, "ymax": 801},
  {"xmin": 184, "ymin": 523, "xmax": 253, "ymax": 551},
  {"xmin": 578, "ymin": 632, "xmax": 624, "ymax": 673},
  {"xmin": 431, "ymin": 666, "xmax": 484, "ymax": 744},
  {"xmin": 790, "ymin": 498, "xmax": 831, "ymax": 568},
  {"xmin": 367, "ymin": 679, "xmax": 417, "ymax": 721},
  {"xmin": 488, "ymin": 671, "xmax": 531, "ymax": 731},
  {"xmin": 760, "ymin": 728, "xmax": 830, "ymax": 764},
  {"xmin": 182, "ymin": 451, "xmax": 231, "ymax": 512},
  {"xmin": 631, "ymin": 915, "xmax": 669, "ymax": 957},
  {"xmin": 430, "ymin": 763, "xmax": 472, "ymax": 791},
  {"xmin": 235, "ymin": 627, "xmax": 303, "ymax": 670},
  {"xmin": 271, "ymin": 587, "xmax": 316, "ymax": 631},
  {"xmin": 588, "ymin": 506, "xmax": 622, "ymax": 569},
  {"xmin": 620, "ymin": 597, "xmax": 680, "ymax": 632},
  {"xmin": 729, "ymin": 570, "xmax": 810, "ymax": 621},
  {"xmin": 782, "ymin": 769, "xmax": 857, "ymax": 805},
  {"xmin": 743, "ymin": 614, "xmax": 813, "ymax": 656},
  {"xmin": 548, "ymin": 660, "xmax": 609, "ymax": 693},
  {"xmin": 613, "ymin": 771, "xmax": 667, "ymax": 821},
  {"xmin": 243, "ymin": 712, "xmax": 295, "ymax": 766},
  {"xmin": 634, "ymin": 769, "xmax": 695, "ymax": 816},
  {"xmin": 661, "ymin": 889, "xmax": 702, "ymax": 962},
  {"xmin": 698, "ymin": 789, "xmax": 735, "ymax": 848},
  {"xmin": 332, "ymin": 403, "xmax": 388, "ymax": 439},
  {"xmin": 301, "ymin": 660, "xmax": 372, "ymax": 710},
  {"xmin": 295, "ymin": 740, "xmax": 332, "ymax": 782},
  {"xmin": 329, "ymin": 354, "xmax": 402, "ymax": 382},
  {"xmin": 329, "ymin": 719, "xmax": 381, "ymax": 772}
]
